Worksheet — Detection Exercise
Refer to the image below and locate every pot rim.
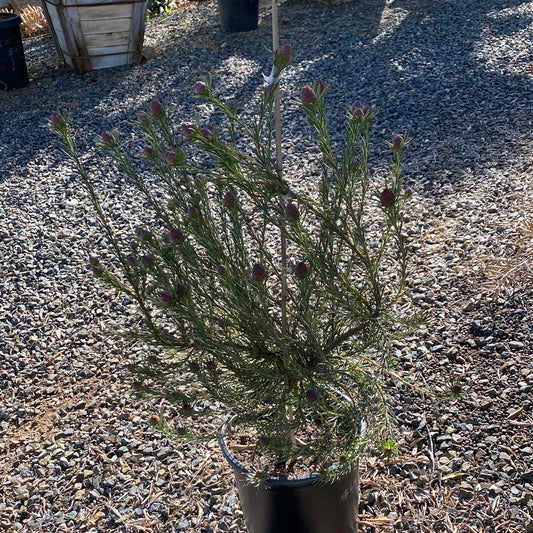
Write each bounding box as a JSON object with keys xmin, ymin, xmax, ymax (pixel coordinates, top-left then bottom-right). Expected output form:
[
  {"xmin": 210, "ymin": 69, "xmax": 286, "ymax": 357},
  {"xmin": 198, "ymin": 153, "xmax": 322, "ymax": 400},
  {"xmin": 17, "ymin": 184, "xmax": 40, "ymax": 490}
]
[
  {"xmin": 219, "ymin": 415, "xmax": 366, "ymax": 487},
  {"xmin": 220, "ymin": 420, "xmax": 322, "ymax": 486},
  {"xmin": 0, "ymin": 13, "xmax": 21, "ymax": 29}
]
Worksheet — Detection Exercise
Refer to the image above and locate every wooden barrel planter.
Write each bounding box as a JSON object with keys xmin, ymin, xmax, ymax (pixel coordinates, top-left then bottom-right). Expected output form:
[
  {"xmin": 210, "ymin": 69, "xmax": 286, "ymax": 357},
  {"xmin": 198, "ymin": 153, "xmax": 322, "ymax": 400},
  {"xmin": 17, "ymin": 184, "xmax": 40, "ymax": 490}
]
[{"xmin": 40, "ymin": 0, "xmax": 148, "ymax": 74}]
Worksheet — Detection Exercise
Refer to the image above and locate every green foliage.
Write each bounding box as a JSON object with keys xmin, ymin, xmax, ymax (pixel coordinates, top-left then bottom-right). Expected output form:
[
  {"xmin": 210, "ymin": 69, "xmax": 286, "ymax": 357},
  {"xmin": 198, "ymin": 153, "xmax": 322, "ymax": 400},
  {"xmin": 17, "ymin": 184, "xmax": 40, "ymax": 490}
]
[
  {"xmin": 49, "ymin": 52, "xmax": 422, "ymax": 478},
  {"xmin": 146, "ymin": 0, "xmax": 173, "ymax": 19},
  {"xmin": 378, "ymin": 438, "xmax": 398, "ymax": 460}
]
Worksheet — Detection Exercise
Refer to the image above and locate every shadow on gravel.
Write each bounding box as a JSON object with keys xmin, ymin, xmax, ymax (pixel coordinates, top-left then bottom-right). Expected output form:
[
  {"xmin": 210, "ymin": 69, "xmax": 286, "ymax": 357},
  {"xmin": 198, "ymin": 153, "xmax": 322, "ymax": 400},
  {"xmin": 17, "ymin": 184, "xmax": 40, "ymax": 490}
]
[{"xmin": 0, "ymin": 0, "xmax": 531, "ymax": 190}]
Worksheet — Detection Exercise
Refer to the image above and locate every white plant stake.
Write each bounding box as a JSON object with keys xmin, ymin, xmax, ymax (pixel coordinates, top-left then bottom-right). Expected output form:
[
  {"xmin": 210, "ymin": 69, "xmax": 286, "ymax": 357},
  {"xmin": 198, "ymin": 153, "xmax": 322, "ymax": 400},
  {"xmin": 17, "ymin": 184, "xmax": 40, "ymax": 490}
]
[{"xmin": 269, "ymin": 0, "xmax": 289, "ymax": 340}]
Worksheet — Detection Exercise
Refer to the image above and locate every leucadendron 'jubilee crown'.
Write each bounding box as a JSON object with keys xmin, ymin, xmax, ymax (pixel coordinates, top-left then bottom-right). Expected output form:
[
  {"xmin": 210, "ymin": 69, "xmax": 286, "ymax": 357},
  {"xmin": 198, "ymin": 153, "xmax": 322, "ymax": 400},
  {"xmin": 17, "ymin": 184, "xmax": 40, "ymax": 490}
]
[{"xmin": 50, "ymin": 45, "xmax": 422, "ymax": 479}]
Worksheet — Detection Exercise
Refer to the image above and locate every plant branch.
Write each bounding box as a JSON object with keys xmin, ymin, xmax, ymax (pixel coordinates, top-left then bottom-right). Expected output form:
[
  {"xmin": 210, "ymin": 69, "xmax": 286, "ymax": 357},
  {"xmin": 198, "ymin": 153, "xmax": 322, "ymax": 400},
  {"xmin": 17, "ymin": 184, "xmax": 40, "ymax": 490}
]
[{"xmin": 323, "ymin": 318, "xmax": 374, "ymax": 355}]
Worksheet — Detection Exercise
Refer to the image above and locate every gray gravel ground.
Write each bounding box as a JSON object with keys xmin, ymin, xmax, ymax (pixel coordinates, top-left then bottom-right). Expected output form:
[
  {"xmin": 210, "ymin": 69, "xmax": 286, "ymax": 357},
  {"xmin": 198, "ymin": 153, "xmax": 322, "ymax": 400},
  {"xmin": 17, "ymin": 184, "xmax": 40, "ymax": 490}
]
[{"xmin": 1, "ymin": 0, "xmax": 532, "ymax": 531}]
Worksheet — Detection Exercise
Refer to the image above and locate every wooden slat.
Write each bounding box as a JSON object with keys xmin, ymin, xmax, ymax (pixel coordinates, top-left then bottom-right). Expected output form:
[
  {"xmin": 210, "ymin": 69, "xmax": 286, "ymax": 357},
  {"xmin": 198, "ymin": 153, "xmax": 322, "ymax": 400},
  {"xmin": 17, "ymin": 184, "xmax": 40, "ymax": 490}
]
[
  {"xmin": 129, "ymin": 0, "xmax": 147, "ymax": 59},
  {"xmin": 81, "ymin": 16, "xmax": 132, "ymax": 33},
  {"xmin": 84, "ymin": 31, "xmax": 130, "ymax": 47},
  {"xmin": 86, "ymin": 44, "xmax": 129, "ymax": 55},
  {"xmin": 77, "ymin": 4, "xmax": 132, "ymax": 21},
  {"xmin": 90, "ymin": 52, "xmax": 132, "ymax": 69},
  {"xmin": 63, "ymin": 5, "xmax": 92, "ymax": 73},
  {"xmin": 42, "ymin": 4, "xmax": 69, "ymax": 52},
  {"xmin": 47, "ymin": 0, "xmax": 142, "ymax": 7}
]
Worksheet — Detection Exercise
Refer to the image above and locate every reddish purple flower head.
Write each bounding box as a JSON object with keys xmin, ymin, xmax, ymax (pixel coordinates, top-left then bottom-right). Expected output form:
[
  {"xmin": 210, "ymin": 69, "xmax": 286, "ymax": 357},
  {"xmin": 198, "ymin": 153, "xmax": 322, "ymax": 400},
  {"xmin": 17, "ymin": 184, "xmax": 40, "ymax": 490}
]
[
  {"xmin": 450, "ymin": 384, "xmax": 462, "ymax": 396},
  {"xmin": 135, "ymin": 227, "xmax": 151, "ymax": 241},
  {"xmin": 392, "ymin": 134, "xmax": 404, "ymax": 150},
  {"xmin": 351, "ymin": 101, "xmax": 371, "ymax": 121},
  {"xmin": 194, "ymin": 81, "xmax": 209, "ymax": 95},
  {"xmin": 163, "ymin": 150, "xmax": 182, "ymax": 165},
  {"xmin": 251, "ymin": 263, "xmax": 266, "ymax": 281},
  {"xmin": 49, "ymin": 111, "xmax": 66, "ymax": 130},
  {"xmin": 180, "ymin": 122, "xmax": 195, "ymax": 138},
  {"xmin": 170, "ymin": 228, "xmax": 185, "ymax": 244},
  {"xmin": 160, "ymin": 291, "xmax": 173, "ymax": 305},
  {"xmin": 225, "ymin": 98, "xmax": 238, "ymax": 113},
  {"xmin": 313, "ymin": 79, "xmax": 326, "ymax": 95},
  {"xmin": 380, "ymin": 188, "xmax": 395, "ymax": 207},
  {"xmin": 285, "ymin": 202, "xmax": 299, "ymax": 221},
  {"xmin": 150, "ymin": 100, "xmax": 164, "ymax": 118},
  {"xmin": 223, "ymin": 191, "xmax": 236, "ymax": 209},
  {"xmin": 200, "ymin": 125, "xmax": 214, "ymax": 139},
  {"xmin": 175, "ymin": 283, "xmax": 187, "ymax": 298},
  {"xmin": 277, "ymin": 43, "xmax": 292, "ymax": 63},
  {"xmin": 140, "ymin": 255, "xmax": 153, "ymax": 268},
  {"xmin": 101, "ymin": 130, "xmax": 116, "ymax": 146},
  {"xmin": 191, "ymin": 192, "xmax": 201, "ymax": 206},
  {"xmin": 301, "ymin": 85, "xmax": 316, "ymax": 106},
  {"xmin": 305, "ymin": 388, "xmax": 317, "ymax": 402},
  {"xmin": 294, "ymin": 261, "xmax": 309, "ymax": 279},
  {"xmin": 352, "ymin": 106, "xmax": 364, "ymax": 119},
  {"xmin": 142, "ymin": 145, "xmax": 155, "ymax": 159}
]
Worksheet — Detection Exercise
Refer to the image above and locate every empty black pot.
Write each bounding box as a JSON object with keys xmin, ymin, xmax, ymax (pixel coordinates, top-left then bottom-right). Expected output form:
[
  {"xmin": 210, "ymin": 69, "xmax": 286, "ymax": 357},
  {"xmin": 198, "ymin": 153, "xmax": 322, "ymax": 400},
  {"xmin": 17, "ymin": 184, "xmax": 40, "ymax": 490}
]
[
  {"xmin": 0, "ymin": 13, "xmax": 29, "ymax": 90},
  {"xmin": 217, "ymin": 0, "xmax": 259, "ymax": 32},
  {"xmin": 220, "ymin": 431, "xmax": 360, "ymax": 533}
]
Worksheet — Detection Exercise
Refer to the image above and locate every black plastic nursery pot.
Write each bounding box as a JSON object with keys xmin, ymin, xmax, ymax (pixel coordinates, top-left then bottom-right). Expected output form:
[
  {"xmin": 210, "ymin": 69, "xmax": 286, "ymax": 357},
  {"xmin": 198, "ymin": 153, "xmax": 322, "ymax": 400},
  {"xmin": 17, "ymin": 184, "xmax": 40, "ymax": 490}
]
[
  {"xmin": 217, "ymin": 0, "xmax": 259, "ymax": 32},
  {"xmin": 220, "ymin": 432, "xmax": 360, "ymax": 533},
  {"xmin": 0, "ymin": 13, "xmax": 29, "ymax": 90}
]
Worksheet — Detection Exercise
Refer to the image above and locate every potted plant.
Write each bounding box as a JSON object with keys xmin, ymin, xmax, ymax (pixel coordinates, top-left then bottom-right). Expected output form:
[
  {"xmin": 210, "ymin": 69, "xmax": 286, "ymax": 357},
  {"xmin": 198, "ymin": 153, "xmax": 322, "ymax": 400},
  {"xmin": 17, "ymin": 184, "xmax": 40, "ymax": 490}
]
[
  {"xmin": 40, "ymin": 0, "xmax": 148, "ymax": 73},
  {"xmin": 49, "ymin": 44, "xmax": 425, "ymax": 532}
]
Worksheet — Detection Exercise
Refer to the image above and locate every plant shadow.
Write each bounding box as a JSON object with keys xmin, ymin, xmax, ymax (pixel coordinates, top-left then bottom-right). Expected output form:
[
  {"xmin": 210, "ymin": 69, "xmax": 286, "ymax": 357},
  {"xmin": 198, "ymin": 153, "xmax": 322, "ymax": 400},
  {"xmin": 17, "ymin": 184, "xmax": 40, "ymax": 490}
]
[{"xmin": 0, "ymin": 0, "xmax": 531, "ymax": 192}]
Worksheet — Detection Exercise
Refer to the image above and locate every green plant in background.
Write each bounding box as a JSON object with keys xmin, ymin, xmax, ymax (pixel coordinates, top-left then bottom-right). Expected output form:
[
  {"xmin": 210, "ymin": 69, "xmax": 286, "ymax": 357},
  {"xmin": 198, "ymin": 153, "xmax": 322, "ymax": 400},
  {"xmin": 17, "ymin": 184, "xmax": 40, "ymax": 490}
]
[
  {"xmin": 49, "ymin": 46, "xmax": 423, "ymax": 479},
  {"xmin": 146, "ymin": 0, "xmax": 173, "ymax": 19}
]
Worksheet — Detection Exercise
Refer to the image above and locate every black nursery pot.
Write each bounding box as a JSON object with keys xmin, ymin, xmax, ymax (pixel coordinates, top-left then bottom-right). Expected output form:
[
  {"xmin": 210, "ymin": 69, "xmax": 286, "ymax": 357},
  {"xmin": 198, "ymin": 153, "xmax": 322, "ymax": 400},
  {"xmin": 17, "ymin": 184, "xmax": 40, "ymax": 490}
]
[
  {"xmin": 220, "ymin": 431, "xmax": 360, "ymax": 533},
  {"xmin": 217, "ymin": 0, "xmax": 259, "ymax": 32},
  {"xmin": 0, "ymin": 13, "xmax": 29, "ymax": 91}
]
